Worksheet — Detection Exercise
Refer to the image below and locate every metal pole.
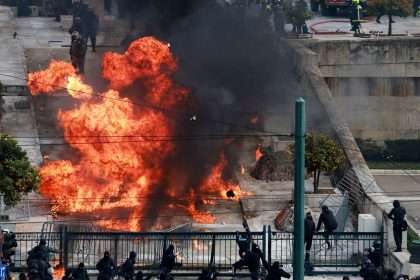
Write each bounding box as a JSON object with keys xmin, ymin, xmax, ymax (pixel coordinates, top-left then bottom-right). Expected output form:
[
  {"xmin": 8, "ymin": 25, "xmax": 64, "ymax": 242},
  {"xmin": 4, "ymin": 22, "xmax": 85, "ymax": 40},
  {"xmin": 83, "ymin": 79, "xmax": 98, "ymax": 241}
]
[{"xmin": 293, "ymin": 97, "xmax": 305, "ymax": 280}]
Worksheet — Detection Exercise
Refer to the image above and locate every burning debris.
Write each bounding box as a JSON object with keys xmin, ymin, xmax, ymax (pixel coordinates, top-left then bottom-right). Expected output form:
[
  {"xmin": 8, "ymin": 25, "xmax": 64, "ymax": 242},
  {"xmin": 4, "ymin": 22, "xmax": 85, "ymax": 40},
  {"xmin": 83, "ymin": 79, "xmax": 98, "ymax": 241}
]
[
  {"xmin": 28, "ymin": 37, "xmax": 251, "ymax": 231},
  {"xmin": 251, "ymin": 146, "xmax": 295, "ymax": 182}
]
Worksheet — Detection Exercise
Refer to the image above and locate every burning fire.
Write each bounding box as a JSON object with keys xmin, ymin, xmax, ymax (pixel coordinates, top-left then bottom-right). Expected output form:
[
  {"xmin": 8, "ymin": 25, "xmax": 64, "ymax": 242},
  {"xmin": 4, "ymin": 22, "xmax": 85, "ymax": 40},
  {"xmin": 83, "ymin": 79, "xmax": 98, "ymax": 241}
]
[
  {"xmin": 52, "ymin": 260, "xmax": 64, "ymax": 279},
  {"xmin": 193, "ymin": 239, "xmax": 208, "ymax": 251},
  {"xmin": 28, "ymin": 37, "xmax": 250, "ymax": 231},
  {"xmin": 256, "ymin": 144, "xmax": 263, "ymax": 161}
]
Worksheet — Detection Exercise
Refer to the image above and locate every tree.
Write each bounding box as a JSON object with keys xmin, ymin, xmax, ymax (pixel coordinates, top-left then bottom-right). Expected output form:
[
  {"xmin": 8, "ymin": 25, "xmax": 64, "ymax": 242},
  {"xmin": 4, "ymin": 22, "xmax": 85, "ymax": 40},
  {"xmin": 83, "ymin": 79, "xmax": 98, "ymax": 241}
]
[
  {"xmin": 0, "ymin": 134, "xmax": 40, "ymax": 207},
  {"xmin": 367, "ymin": 0, "xmax": 412, "ymax": 36},
  {"xmin": 289, "ymin": 133, "xmax": 345, "ymax": 193}
]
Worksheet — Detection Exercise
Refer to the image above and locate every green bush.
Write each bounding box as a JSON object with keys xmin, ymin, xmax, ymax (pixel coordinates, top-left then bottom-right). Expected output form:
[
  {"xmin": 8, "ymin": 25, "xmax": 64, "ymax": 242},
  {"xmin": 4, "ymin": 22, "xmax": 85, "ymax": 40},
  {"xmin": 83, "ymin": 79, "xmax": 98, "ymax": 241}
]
[
  {"xmin": 355, "ymin": 138, "xmax": 385, "ymax": 161},
  {"xmin": 408, "ymin": 226, "xmax": 420, "ymax": 253},
  {"xmin": 385, "ymin": 139, "xmax": 420, "ymax": 162}
]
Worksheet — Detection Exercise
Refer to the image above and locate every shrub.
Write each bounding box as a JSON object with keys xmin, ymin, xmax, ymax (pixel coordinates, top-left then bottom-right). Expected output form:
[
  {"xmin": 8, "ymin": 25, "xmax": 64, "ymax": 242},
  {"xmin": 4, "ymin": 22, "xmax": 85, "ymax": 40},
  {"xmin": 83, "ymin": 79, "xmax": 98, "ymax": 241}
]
[
  {"xmin": 385, "ymin": 139, "xmax": 420, "ymax": 162},
  {"xmin": 355, "ymin": 138, "xmax": 385, "ymax": 161}
]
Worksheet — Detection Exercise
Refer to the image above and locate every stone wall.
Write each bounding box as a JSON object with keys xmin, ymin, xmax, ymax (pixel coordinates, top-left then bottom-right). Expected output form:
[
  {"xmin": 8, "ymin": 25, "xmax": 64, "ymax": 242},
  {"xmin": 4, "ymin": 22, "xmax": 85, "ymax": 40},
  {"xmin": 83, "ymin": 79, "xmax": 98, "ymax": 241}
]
[{"xmin": 302, "ymin": 38, "xmax": 420, "ymax": 141}]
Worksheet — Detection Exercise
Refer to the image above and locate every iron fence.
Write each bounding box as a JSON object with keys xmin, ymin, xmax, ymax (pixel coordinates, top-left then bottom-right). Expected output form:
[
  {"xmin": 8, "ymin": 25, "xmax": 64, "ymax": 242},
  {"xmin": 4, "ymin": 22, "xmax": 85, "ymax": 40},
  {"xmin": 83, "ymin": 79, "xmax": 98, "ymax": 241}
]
[{"xmin": 13, "ymin": 227, "xmax": 383, "ymax": 275}]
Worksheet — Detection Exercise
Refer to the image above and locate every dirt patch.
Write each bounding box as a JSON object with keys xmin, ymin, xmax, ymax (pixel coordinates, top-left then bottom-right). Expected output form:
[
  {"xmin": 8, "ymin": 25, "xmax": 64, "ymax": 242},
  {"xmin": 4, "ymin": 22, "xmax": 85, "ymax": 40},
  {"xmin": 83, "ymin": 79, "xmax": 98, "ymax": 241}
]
[{"xmin": 251, "ymin": 147, "xmax": 294, "ymax": 181}]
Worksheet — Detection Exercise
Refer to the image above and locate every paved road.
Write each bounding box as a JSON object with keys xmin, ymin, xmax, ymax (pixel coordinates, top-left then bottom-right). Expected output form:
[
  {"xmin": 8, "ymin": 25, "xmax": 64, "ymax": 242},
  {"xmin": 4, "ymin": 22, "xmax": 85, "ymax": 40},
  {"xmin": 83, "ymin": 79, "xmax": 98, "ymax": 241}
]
[
  {"xmin": 372, "ymin": 171, "xmax": 420, "ymax": 231},
  {"xmin": 285, "ymin": 1, "xmax": 420, "ymax": 40}
]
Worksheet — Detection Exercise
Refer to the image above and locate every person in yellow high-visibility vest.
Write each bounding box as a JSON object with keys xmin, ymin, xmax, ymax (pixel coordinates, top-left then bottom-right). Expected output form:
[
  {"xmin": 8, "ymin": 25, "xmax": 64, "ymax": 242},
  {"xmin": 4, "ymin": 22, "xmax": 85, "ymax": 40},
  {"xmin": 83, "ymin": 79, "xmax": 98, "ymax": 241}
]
[{"xmin": 348, "ymin": 0, "xmax": 362, "ymax": 37}]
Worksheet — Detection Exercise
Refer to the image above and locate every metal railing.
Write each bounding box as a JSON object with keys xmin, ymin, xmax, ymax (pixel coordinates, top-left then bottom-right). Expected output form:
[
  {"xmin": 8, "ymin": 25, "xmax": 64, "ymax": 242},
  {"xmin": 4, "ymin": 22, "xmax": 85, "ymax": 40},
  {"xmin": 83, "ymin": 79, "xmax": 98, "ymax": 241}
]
[{"xmin": 12, "ymin": 227, "xmax": 383, "ymax": 275}]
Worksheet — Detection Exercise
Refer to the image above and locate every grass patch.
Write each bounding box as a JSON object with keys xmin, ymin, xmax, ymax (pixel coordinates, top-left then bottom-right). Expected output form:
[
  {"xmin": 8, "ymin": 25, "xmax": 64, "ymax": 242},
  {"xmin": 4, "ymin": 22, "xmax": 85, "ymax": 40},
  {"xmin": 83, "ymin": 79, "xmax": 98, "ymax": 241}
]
[
  {"xmin": 408, "ymin": 226, "xmax": 420, "ymax": 253},
  {"xmin": 367, "ymin": 161, "xmax": 420, "ymax": 170}
]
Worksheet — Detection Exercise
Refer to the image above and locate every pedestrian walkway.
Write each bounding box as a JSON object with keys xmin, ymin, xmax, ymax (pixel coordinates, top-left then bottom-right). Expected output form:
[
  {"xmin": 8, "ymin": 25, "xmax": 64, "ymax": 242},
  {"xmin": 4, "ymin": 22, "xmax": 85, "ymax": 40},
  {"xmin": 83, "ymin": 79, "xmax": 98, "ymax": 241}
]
[
  {"xmin": 287, "ymin": 8, "xmax": 420, "ymax": 40},
  {"xmin": 0, "ymin": 6, "xmax": 27, "ymax": 88}
]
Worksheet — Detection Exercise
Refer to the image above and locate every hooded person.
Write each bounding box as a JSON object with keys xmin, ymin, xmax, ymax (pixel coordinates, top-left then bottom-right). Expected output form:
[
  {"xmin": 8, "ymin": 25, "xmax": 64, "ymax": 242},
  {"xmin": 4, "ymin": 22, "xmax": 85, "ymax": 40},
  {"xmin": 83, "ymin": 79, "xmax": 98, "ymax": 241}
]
[
  {"xmin": 388, "ymin": 200, "xmax": 406, "ymax": 252},
  {"xmin": 304, "ymin": 212, "xmax": 315, "ymax": 264},
  {"xmin": 159, "ymin": 245, "xmax": 177, "ymax": 280},
  {"xmin": 96, "ymin": 251, "xmax": 115, "ymax": 280},
  {"xmin": 316, "ymin": 205, "xmax": 338, "ymax": 249},
  {"xmin": 120, "ymin": 251, "xmax": 136, "ymax": 280},
  {"xmin": 73, "ymin": 262, "xmax": 89, "ymax": 280}
]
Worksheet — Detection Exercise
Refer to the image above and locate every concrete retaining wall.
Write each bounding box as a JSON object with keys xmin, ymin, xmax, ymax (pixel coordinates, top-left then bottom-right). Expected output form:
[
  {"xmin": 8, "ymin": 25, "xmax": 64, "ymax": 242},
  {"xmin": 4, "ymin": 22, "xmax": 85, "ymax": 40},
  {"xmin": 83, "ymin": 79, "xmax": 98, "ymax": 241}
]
[{"xmin": 300, "ymin": 38, "xmax": 420, "ymax": 141}]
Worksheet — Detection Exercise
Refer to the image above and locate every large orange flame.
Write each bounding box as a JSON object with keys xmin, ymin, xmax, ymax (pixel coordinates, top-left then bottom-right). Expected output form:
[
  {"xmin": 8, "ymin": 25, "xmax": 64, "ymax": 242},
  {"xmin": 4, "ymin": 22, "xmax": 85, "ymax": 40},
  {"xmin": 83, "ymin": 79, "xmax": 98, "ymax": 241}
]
[{"xmin": 28, "ymin": 37, "xmax": 250, "ymax": 230}]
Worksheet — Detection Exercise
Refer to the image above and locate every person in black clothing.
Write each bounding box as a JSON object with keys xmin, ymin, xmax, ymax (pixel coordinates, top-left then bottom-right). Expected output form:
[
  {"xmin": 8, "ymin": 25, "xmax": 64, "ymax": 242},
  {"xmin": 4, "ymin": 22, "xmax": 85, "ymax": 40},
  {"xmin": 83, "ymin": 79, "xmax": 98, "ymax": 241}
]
[
  {"xmin": 83, "ymin": 8, "xmax": 99, "ymax": 52},
  {"xmin": 305, "ymin": 212, "xmax": 315, "ymax": 264},
  {"xmin": 104, "ymin": 0, "xmax": 112, "ymax": 15},
  {"xmin": 120, "ymin": 251, "xmax": 136, "ymax": 280},
  {"xmin": 62, "ymin": 269, "xmax": 72, "ymax": 280},
  {"xmin": 69, "ymin": 17, "xmax": 84, "ymax": 36},
  {"xmin": 73, "ymin": 262, "xmax": 89, "ymax": 280},
  {"xmin": 359, "ymin": 258, "xmax": 379, "ymax": 280},
  {"xmin": 388, "ymin": 200, "xmax": 406, "ymax": 252},
  {"xmin": 246, "ymin": 243, "xmax": 264, "ymax": 280},
  {"xmin": 135, "ymin": 271, "xmax": 152, "ymax": 280},
  {"xmin": 160, "ymin": 244, "xmax": 179, "ymax": 280},
  {"xmin": 262, "ymin": 260, "xmax": 291, "ymax": 280},
  {"xmin": 96, "ymin": 251, "xmax": 116, "ymax": 280},
  {"xmin": 366, "ymin": 240, "xmax": 382, "ymax": 268},
  {"xmin": 19, "ymin": 273, "xmax": 27, "ymax": 280},
  {"xmin": 70, "ymin": 31, "xmax": 87, "ymax": 74},
  {"xmin": 316, "ymin": 205, "xmax": 338, "ymax": 249},
  {"xmin": 232, "ymin": 223, "xmax": 252, "ymax": 278}
]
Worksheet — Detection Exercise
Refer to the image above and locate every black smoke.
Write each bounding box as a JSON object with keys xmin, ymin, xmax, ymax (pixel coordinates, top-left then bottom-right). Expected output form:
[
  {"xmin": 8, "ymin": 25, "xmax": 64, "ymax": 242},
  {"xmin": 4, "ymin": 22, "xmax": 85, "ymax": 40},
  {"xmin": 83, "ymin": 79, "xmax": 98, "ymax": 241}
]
[{"xmin": 120, "ymin": 0, "xmax": 298, "ymax": 228}]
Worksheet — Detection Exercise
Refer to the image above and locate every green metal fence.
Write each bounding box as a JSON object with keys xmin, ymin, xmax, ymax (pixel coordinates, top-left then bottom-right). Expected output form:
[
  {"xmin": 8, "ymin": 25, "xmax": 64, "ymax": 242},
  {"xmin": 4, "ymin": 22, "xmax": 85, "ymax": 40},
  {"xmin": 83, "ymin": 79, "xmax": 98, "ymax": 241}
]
[{"xmin": 12, "ymin": 227, "xmax": 383, "ymax": 276}]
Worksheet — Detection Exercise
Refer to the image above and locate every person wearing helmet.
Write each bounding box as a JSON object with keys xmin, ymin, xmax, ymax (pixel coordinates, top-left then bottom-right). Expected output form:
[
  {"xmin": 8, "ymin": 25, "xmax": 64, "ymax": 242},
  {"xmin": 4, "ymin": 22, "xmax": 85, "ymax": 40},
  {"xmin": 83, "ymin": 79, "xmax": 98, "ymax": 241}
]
[
  {"xmin": 69, "ymin": 17, "xmax": 84, "ymax": 36},
  {"xmin": 348, "ymin": 0, "xmax": 362, "ymax": 37},
  {"xmin": 70, "ymin": 31, "xmax": 87, "ymax": 74},
  {"xmin": 120, "ymin": 251, "xmax": 137, "ymax": 280},
  {"xmin": 316, "ymin": 205, "xmax": 338, "ymax": 250},
  {"xmin": 388, "ymin": 200, "xmax": 406, "ymax": 252},
  {"xmin": 96, "ymin": 251, "xmax": 116, "ymax": 280},
  {"xmin": 365, "ymin": 240, "xmax": 382, "ymax": 268},
  {"xmin": 359, "ymin": 258, "xmax": 379, "ymax": 280}
]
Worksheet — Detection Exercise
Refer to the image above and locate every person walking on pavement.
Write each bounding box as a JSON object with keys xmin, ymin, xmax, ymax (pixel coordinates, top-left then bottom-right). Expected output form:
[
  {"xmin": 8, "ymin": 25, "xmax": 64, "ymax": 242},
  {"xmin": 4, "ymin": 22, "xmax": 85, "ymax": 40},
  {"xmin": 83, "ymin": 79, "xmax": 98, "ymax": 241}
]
[
  {"xmin": 388, "ymin": 200, "xmax": 406, "ymax": 252},
  {"xmin": 96, "ymin": 251, "xmax": 116, "ymax": 280},
  {"xmin": 413, "ymin": 0, "xmax": 420, "ymax": 17},
  {"xmin": 348, "ymin": 0, "xmax": 362, "ymax": 37},
  {"xmin": 316, "ymin": 205, "xmax": 338, "ymax": 250},
  {"xmin": 83, "ymin": 7, "xmax": 99, "ymax": 52},
  {"xmin": 304, "ymin": 212, "xmax": 316, "ymax": 266},
  {"xmin": 70, "ymin": 31, "xmax": 87, "ymax": 74}
]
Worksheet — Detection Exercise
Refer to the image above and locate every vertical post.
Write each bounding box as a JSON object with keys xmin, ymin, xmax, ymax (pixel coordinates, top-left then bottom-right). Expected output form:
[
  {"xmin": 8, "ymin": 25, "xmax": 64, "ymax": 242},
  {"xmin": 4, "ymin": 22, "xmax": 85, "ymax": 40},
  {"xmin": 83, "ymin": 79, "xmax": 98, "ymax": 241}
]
[
  {"xmin": 209, "ymin": 234, "xmax": 216, "ymax": 266},
  {"xmin": 380, "ymin": 224, "xmax": 384, "ymax": 268},
  {"xmin": 293, "ymin": 97, "xmax": 305, "ymax": 280},
  {"xmin": 63, "ymin": 228, "xmax": 68, "ymax": 268},
  {"xmin": 268, "ymin": 225, "xmax": 272, "ymax": 265},
  {"xmin": 262, "ymin": 225, "xmax": 267, "ymax": 275},
  {"xmin": 114, "ymin": 235, "xmax": 119, "ymax": 266}
]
